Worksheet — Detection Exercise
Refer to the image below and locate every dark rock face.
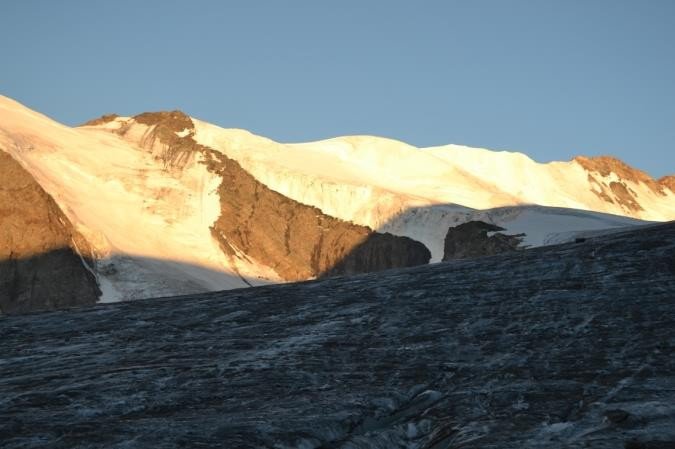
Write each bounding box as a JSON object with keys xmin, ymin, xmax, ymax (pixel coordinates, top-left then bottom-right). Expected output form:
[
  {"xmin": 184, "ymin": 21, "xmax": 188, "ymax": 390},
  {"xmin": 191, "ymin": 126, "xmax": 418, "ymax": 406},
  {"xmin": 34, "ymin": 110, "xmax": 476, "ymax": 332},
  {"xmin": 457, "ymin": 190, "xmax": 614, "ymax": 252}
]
[
  {"xmin": 442, "ymin": 220, "xmax": 523, "ymax": 261},
  {"xmin": 115, "ymin": 111, "xmax": 431, "ymax": 280},
  {"xmin": 1, "ymin": 222, "xmax": 674, "ymax": 448},
  {"xmin": 0, "ymin": 151, "xmax": 100, "ymax": 314}
]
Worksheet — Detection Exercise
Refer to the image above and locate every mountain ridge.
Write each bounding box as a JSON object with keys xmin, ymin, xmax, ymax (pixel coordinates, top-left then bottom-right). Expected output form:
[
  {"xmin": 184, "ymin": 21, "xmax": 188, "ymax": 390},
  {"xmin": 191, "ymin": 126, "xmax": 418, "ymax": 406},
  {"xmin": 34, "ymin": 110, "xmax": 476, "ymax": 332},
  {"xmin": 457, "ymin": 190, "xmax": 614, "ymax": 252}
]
[
  {"xmin": 82, "ymin": 106, "xmax": 673, "ymax": 195},
  {"xmin": 1, "ymin": 94, "xmax": 673, "ymax": 311}
]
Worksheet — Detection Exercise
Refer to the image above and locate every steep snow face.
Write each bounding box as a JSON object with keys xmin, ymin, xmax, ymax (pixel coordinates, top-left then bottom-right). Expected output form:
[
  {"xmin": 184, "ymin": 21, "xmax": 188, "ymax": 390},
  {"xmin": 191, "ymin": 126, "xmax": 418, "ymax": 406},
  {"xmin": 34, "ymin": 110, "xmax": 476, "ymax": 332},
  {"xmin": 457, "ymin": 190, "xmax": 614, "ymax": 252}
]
[
  {"xmin": 191, "ymin": 120, "xmax": 667, "ymax": 260},
  {"xmin": 0, "ymin": 96, "xmax": 278, "ymax": 302}
]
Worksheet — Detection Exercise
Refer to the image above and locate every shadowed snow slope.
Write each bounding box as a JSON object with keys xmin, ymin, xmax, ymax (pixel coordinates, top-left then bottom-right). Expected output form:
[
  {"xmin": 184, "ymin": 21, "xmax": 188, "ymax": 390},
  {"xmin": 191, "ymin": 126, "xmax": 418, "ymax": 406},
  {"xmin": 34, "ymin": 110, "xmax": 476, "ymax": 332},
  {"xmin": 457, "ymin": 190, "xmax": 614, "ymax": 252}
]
[{"xmin": 1, "ymin": 222, "xmax": 674, "ymax": 448}]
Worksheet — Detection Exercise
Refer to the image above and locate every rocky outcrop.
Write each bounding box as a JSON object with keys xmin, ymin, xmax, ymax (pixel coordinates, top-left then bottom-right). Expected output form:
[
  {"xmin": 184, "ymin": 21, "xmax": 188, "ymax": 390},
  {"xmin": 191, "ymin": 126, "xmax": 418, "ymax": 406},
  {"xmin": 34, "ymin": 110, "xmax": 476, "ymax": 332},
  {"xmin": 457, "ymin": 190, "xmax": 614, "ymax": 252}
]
[
  {"xmin": 576, "ymin": 156, "xmax": 673, "ymax": 213},
  {"xmin": 1, "ymin": 222, "xmax": 673, "ymax": 448},
  {"xmin": 80, "ymin": 113, "xmax": 120, "ymax": 127},
  {"xmin": 608, "ymin": 181, "xmax": 643, "ymax": 212},
  {"xmin": 575, "ymin": 155, "xmax": 666, "ymax": 194},
  {"xmin": 659, "ymin": 175, "xmax": 675, "ymax": 192},
  {"xmin": 442, "ymin": 220, "xmax": 523, "ymax": 261},
  {"xmin": 112, "ymin": 111, "xmax": 431, "ymax": 280},
  {"xmin": 0, "ymin": 151, "xmax": 100, "ymax": 314}
]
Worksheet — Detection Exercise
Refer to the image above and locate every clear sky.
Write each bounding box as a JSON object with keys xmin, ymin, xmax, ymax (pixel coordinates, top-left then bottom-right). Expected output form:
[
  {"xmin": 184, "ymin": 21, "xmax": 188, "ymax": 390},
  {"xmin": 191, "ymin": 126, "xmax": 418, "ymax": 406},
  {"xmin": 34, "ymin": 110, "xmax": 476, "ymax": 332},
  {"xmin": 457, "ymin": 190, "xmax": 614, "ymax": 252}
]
[{"xmin": 1, "ymin": 0, "xmax": 674, "ymax": 177}]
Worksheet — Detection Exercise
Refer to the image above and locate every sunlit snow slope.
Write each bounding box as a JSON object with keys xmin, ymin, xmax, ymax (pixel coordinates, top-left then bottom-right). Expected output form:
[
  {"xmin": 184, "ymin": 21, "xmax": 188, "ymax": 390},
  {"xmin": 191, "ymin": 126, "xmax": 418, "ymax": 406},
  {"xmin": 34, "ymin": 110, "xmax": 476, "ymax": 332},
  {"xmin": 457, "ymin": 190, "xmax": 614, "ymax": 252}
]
[
  {"xmin": 0, "ymin": 96, "xmax": 278, "ymax": 302},
  {"xmin": 191, "ymin": 120, "xmax": 674, "ymax": 260}
]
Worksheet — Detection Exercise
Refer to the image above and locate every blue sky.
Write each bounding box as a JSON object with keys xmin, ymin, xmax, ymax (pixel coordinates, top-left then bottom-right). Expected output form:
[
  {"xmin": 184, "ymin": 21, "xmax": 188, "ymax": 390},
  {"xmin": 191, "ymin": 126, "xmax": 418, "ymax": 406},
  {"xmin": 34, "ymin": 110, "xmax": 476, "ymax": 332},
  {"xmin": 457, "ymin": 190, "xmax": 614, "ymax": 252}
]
[{"xmin": 1, "ymin": 0, "xmax": 673, "ymax": 177}]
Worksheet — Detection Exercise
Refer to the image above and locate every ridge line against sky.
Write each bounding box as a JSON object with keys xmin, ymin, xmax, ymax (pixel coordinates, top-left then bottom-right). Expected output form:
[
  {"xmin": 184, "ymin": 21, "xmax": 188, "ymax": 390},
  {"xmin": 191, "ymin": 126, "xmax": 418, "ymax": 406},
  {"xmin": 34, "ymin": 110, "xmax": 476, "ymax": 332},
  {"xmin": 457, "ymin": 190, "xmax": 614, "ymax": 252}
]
[{"xmin": 1, "ymin": 0, "xmax": 674, "ymax": 178}]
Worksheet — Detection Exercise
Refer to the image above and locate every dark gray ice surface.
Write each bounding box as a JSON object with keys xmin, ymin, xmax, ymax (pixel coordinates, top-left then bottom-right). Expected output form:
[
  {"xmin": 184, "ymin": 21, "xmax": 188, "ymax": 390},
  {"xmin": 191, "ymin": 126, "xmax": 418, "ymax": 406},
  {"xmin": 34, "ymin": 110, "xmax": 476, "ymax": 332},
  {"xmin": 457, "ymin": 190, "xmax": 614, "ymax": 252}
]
[{"xmin": 1, "ymin": 223, "xmax": 674, "ymax": 448}]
